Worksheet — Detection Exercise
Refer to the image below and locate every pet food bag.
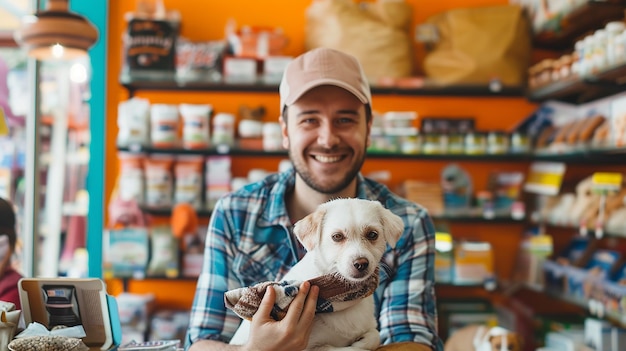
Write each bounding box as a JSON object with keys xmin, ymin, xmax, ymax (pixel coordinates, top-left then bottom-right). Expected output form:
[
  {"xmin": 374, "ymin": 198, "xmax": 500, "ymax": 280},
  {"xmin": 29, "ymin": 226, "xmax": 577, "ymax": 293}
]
[
  {"xmin": 305, "ymin": 0, "xmax": 413, "ymax": 81},
  {"xmin": 418, "ymin": 5, "xmax": 531, "ymax": 86}
]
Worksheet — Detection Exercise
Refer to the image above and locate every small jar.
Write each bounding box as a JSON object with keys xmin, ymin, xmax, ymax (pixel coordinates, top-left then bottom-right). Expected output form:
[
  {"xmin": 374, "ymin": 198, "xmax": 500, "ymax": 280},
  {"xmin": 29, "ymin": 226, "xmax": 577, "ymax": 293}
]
[
  {"xmin": 580, "ymin": 34, "xmax": 595, "ymax": 77},
  {"xmin": 591, "ymin": 29, "xmax": 608, "ymax": 74},
  {"xmin": 487, "ymin": 131, "xmax": 509, "ymax": 154},
  {"xmin": 400, "ymin": 135, "xmax": 421, "ymax": 154},
  {"xmin": 262, "ymin": 122, "xmax": 283, "ymax": 151},
  {"xmin": 447, "ymin": 133, "xmax": 465, "ymax": 154},
  {"xmin": 464, "ymin": 132, "xmax": 487, "ymax": 155},
  {"xmin": 510, "ymin": 132, "xmax": 530, "ymax": 154},
  {"xmin": 422, "ymin": 133, "xmax": 442, "ymax": 154},
  {"xmin": 572, "ymin": 39, "xmax": 585, "ymax": 76},
  {"xmin": 605, "ymin": 21, "xmax": 625, "ymax": 67},
  {"xmin": 613, "ymin": 27, "xmax": 626, "ymax": 66}
]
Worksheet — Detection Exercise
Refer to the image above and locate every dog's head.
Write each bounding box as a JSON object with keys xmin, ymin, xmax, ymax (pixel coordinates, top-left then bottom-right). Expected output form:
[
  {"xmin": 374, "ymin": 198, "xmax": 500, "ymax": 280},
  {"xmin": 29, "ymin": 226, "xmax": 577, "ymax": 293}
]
[
  {"xmin": 487, "ymin": 332, "xmax": 522, "ymax": 351},
  {"xmin": 293, "ymin": 198, "xmax": 404, "ymax": 281}
]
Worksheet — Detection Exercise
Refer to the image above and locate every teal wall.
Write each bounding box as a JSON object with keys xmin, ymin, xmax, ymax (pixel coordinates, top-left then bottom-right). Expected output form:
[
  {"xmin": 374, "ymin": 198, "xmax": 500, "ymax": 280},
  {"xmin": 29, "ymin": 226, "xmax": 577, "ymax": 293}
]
[{"xmin": 70, "ymin": 1, "xmax": 108, "ymax": 278}]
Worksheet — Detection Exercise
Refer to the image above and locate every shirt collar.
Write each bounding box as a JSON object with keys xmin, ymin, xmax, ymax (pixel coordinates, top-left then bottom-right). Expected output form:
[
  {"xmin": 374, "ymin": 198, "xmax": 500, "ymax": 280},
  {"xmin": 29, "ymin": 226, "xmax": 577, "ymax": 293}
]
[{"xmin": 253, "ymin": 169, "xmax": 372, "ymax": 241}]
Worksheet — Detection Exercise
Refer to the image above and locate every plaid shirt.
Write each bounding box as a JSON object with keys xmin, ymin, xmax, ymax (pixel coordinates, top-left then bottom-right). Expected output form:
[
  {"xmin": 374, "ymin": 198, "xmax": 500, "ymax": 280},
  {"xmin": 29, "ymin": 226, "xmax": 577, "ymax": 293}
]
[{"xmin": 185, "ymin": 168, "xmax": 443, "ymax": 350}]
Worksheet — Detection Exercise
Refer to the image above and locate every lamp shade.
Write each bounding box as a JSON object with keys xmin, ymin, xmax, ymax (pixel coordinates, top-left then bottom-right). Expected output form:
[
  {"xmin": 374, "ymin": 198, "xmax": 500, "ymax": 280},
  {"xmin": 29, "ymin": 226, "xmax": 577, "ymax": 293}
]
[{"xmin": 14, "ymin": 0, "xmax": 98, "ymax": 60}]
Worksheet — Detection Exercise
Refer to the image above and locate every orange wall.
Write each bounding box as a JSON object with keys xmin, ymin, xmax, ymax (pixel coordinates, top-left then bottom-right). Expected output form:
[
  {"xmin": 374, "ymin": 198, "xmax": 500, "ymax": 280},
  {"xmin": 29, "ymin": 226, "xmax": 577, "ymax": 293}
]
[
  {"xmin": 104, "ymin": 0, "xmax": 538, "ymax": 307},
  {"xmin": 105, "ymin": 0, "xmax": 538, "ymax": 211}
]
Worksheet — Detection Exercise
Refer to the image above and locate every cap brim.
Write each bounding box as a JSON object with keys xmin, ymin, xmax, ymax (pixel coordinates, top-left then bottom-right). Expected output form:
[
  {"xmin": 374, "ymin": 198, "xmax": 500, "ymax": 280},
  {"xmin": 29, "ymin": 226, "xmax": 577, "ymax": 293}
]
[{"xmin": 284, "ymin": 78, "xmax": 369, "ymax": 107}]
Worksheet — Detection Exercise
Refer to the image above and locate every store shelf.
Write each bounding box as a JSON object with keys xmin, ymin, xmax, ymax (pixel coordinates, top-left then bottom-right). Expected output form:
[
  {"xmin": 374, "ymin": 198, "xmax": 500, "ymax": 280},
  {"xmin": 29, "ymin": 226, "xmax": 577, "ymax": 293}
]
[
  {"xmin": 118, "ymin": 145, "xmax": 626, "ymax": 163},
  {"xmin": 120, "ymin": 75, "xmax": 525, "ymax": 98},
  {"xmin": 141, "ymin": 206, "xmax": 526, "ymax": 222},
  {"xmin": 118, "ymin": 144, "xmax": 289, "ymax": 157},
  {"xmin": 534, "ymin": 220, "xmax": 626, "ymax": 239},
  {"xmin": 533, "ymin": 1, "xmax": 626, "ymax": 51},
  {"xmin": 532, "ymin": 146, "xmax": 626, "ymax": 163},
  {"xmin": 118, "ymin": 145, "xmax": 535, "ymax": 161},
  {"xmin": 539, "ymin": 286, "xmax": 626, "ymax": 328},
  {"xmin": 527, "ymin": 63, "xmax": 626, "ymax": 103},
  {"xmin": 433, "ymin": 208, "xmax": 525, "ymax": 223},
  {"xmin": 140, "ymin": 206, "xmax": 211, "ymax": 217}
]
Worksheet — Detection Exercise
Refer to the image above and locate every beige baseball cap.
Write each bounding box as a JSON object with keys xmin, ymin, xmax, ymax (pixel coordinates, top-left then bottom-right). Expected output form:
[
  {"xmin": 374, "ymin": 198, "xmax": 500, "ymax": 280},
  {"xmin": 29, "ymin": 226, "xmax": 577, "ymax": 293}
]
[{"xmin": 279, "ymin": 47, "xmax": 371, "ymax": 112}]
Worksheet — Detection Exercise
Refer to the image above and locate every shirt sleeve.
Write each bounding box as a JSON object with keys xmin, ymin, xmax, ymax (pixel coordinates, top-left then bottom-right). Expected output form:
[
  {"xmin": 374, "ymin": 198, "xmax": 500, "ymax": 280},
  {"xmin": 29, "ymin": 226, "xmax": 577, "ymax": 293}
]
[
  {"xmin": 185, "ymin": 197, "xmax": 243, "ymax": 348},
  {"xmin": 377, "ymin": 207, "xmax": 444, "ymax": 351}
]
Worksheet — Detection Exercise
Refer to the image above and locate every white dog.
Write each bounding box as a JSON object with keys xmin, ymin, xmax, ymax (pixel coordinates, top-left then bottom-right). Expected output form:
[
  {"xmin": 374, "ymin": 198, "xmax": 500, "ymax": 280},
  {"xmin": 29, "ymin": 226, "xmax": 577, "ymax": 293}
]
[{"xmin": 229, "ymin": 198, "xmax": 405, "ymax": 350}]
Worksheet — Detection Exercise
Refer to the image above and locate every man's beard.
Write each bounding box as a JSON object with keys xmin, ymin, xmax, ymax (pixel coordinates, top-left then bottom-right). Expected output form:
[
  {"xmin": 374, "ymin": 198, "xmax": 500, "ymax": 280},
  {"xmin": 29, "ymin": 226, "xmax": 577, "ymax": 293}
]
[{"xmin": 288, "ymin": 147, "xmax": 365, "ymax": 195}]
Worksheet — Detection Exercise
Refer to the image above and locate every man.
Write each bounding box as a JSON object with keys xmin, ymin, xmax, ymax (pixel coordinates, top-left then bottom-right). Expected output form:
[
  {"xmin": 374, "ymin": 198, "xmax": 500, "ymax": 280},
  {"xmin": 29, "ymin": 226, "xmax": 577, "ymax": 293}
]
[{"xmin": 186, "ymin": 47, "xmax": 442, "ymax": 351}]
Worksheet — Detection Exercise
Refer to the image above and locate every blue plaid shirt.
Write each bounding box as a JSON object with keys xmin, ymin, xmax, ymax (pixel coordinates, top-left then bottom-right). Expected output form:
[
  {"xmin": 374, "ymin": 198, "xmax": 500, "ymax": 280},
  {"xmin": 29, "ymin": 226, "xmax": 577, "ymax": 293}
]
[{"xmin": 185, "ymin": 168, "xmax": 443, "ymax": 350}]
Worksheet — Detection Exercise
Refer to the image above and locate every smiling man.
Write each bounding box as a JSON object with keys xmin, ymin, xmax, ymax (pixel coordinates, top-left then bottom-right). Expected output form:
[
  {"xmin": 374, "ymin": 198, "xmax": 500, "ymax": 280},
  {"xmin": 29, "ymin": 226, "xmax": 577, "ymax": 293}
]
[{"xmin": 186, "ymin": 47, "xmax": 443, "ymax": 351}]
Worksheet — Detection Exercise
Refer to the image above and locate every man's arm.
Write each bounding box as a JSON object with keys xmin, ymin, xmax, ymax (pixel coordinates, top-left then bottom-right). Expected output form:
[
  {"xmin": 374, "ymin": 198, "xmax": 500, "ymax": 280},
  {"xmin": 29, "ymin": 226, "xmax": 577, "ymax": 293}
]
[
  {"xmin": 377, "ymin": 206, "xmax": 443, "ymax": 350},
  {"xmin": 189, "ymin": 282, "xmax": 319, "ymax": 351}
]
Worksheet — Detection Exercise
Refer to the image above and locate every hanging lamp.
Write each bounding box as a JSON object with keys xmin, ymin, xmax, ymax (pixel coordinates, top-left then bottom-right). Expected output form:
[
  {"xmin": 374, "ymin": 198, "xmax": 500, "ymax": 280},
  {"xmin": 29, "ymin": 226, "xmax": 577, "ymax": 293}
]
[{"xmin": 14, "ymin": 0, "xmax": 98, "ymax": 60}]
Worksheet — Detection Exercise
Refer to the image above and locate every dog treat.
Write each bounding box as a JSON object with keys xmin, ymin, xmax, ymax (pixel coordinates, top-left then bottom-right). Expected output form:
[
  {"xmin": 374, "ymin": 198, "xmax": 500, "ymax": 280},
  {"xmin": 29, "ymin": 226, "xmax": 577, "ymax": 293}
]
[
  {"xmin": 577, "ymin": 114, "xmax": 605, "ymax": 143},
  {"xmin": 565, "ymin": 119, "xmax": 587, "ymax": 145},
  {"xmin": 552, "ymin": 121, "xmax": 576, "ymax": 145},
  {"xmin": 535, "ymin": 125, "xmax": 556, "ymax": 148},
  {"xmin": 592, "ymin": 120, "xmax": 610, "ymax": 145}
]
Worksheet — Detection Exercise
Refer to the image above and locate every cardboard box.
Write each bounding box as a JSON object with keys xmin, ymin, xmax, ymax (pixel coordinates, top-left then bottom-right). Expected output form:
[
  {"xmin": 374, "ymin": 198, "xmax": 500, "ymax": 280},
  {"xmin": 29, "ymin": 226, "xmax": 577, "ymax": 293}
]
[{"xmin": 18, "ymin": 278, "xmax": 122, "ymax": 351}]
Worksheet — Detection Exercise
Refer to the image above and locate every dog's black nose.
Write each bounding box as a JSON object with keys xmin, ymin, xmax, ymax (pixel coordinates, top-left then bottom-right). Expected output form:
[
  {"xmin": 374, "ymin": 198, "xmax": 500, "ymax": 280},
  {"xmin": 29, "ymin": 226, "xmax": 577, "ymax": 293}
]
[{"xmin": 353, "ymin": 258, "xmax": 369, "ymax": 272}]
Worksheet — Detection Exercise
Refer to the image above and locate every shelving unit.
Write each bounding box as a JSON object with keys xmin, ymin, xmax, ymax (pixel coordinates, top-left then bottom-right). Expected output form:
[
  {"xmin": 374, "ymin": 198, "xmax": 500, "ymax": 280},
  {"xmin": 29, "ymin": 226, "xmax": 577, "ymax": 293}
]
[
  {"xmin": 103, "ymin": 1, "xmax": 626, "ymax": 345},
  {"xmin": 121, "ymin": 75, "xmax": 525, "ymax": 98},
  {"xmin": 532, "ymin": 0, "xmax": 626, "ymax": 51},
  {"xmin": 527, "ymin": 63, "xmax": 626, "ymax": 103},
  {"xmin": 514, "ymin": 3, "xmax": 626, "ymax": 334}
]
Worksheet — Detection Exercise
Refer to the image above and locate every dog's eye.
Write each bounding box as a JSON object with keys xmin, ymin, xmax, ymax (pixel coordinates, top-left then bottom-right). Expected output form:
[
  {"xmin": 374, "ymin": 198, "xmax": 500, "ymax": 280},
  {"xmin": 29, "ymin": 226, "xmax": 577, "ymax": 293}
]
[
  {"xmin": 332, "ymin": 233, "xmax": 344, "ymax": 242},
  {"xmin": 366, "ymin": 231, "xmax": 378, "ymax": 240}
]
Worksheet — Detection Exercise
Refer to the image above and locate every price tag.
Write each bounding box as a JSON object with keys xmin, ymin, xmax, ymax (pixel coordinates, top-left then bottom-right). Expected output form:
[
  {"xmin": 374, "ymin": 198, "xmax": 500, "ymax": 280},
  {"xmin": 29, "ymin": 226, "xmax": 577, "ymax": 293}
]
[
  {"xmin": 524, "ymin": 162, "xmax": 566, "ymax": 196},
  {"xmin": 529, "ymin": 234, "xmax": 553, "ymax": 256},
  {"xmin": 591, "ymin": 172, "xmax": 622, "ymax": 194},
  {"xmin": 0, "ymin": 107, "xmax": 8, "ymax": 136}
]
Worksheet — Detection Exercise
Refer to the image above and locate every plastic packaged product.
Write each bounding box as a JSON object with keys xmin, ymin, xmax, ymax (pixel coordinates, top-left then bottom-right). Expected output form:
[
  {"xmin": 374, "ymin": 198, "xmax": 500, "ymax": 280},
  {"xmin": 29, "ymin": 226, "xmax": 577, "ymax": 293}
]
[
  {"xmin": 150, "ymin": 104, "xmax": 179, "ymax": 148},
  {"xmin": 144, "ymin": 154, "xmax": 175, "ymax": 208},
  {"xmin": 118, "ymin": 151, "xmax": 146, "ymax": 204},
  {"xmin": 179, "ymin": 103, "xmax": 212, "ymax": 149},
  {"xmin": 211, "ymin": 112, "xmax": 235, "ymax": 147},
  {"xmin": 174, "ymin": 155, "xmax": 204, "ymax": 209},
  {"xmin": 117, "ymin": 97, "xmax": 150, "ymax": 147},
  {"xmin": 205, "ymin": 156, "xmax": 231, "ymax": 210},
  {"xmin": 147, "ymin": 226, "xmax": 179, "ymax": 278}
]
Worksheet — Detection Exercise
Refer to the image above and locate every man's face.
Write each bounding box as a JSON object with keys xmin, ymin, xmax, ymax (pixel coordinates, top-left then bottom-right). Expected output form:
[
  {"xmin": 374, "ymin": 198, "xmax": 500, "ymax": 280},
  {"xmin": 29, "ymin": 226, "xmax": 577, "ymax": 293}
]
[{"xmin": 281, "ymin": 85, "xmax": 371, "ymax": 195}]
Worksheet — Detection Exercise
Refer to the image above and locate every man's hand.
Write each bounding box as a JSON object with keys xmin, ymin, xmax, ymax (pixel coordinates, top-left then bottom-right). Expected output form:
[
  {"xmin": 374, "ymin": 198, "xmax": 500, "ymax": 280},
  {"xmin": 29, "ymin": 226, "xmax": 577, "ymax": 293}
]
[{"xmin": 244, "ymin": 281, "xmax": 319, "ymax": 351}]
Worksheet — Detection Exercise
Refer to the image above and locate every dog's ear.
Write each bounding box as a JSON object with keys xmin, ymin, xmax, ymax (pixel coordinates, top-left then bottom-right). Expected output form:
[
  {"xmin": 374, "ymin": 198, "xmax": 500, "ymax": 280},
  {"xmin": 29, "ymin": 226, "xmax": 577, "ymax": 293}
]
[
  {"xmin": 378, "ymin": 206, "xmax": 404, "ymax": 249},
  {"xmin": 293, "ymin": 207, "xmax": 326, "ymax": 251}
]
